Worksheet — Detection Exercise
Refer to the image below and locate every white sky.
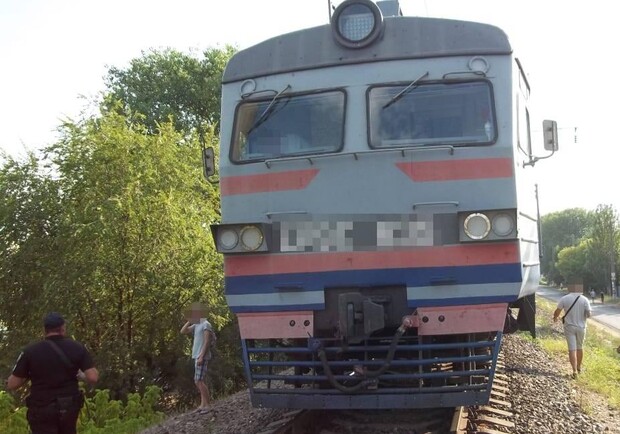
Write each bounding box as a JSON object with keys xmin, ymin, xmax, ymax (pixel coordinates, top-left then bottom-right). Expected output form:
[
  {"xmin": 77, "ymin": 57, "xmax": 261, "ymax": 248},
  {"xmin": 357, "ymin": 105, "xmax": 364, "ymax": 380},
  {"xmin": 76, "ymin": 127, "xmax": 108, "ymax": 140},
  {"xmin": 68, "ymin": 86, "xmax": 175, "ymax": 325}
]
[{"xmin": 0, "ymin": 0, "xmax": 617, "ymax": 216}]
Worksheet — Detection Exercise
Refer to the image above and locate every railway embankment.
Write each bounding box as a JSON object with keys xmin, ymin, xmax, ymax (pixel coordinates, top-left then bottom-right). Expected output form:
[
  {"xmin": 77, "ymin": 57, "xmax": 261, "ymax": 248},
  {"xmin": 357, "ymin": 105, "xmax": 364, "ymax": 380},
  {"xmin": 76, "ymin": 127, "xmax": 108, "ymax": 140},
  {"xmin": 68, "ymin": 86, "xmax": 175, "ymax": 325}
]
[{"xmin": 504, "ymin": 333, "xmax": 620, "ymax": 433}]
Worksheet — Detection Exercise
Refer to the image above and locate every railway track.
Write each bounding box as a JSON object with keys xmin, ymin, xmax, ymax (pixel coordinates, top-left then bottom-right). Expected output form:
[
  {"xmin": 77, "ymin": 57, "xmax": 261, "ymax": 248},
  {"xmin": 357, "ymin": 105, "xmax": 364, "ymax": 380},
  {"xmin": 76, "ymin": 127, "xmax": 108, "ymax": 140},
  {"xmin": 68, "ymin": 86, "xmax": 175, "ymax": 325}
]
[
  {"xmin": 451, "ymin": 355, "xmax": 515, "ymax": 434},
  {"xmin": 257, "ymin": 408, "xmax": 454, "ymax": 434},
  {"xmin": 256, "ymin": 356, "xmax": 515, "ymax": 434}
]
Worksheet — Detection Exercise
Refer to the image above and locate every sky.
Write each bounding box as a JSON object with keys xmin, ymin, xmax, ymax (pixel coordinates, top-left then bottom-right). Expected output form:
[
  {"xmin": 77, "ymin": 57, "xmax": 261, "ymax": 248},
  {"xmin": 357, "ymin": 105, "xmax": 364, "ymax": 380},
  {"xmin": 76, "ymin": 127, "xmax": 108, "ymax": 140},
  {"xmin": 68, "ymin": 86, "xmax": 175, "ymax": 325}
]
[{"xmin": 0, "ymin": 0, "xmax": 617, "ymax": 216}]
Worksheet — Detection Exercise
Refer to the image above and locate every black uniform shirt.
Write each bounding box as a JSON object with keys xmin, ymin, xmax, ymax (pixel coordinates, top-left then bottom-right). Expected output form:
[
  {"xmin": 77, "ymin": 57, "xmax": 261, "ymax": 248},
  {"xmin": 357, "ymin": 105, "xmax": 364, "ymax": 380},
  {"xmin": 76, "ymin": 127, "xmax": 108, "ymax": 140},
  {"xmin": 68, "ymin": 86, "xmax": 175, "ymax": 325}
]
[{"xmin": 12, "ymin": 335, "xmax": 95, "ymax": 407}]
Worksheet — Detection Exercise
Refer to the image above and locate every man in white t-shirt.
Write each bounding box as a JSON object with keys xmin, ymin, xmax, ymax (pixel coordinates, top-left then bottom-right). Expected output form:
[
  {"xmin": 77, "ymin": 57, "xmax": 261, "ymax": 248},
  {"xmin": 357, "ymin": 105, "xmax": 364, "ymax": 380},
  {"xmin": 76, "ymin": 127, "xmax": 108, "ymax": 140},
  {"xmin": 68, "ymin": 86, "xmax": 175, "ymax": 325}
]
[
  {"xmin": 181, "ymin": 303, "xmax": 215, "ymax": 411},
  {"xmin": 553, "ymin": 288, "xmax": 592, "ymax": 378}
]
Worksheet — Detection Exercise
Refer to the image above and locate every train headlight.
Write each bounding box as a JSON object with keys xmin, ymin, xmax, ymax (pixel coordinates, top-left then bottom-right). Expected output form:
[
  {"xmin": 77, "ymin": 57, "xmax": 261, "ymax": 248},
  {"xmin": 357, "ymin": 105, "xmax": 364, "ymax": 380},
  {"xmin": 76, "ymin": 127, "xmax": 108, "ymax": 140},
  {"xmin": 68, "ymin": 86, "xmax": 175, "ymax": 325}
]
[
  {"xmin": 240, "ymin": 225, "xmax": 264, "ymax": 251},
  {"xmin": 331, "ymin": 0, "xmax": 384, "ymax": 49},
  {"xmin": 492, "ymin": 213, "xmax": 515, "ymax": 237},
  {"xmin": 459, "ymin": 210, "xmax": 517, "ymax": 242},
  {"xmin": 211, "ymin": 223, "xmax": 270, "ymax": 253},
  {"xmin": 219, "ymin": 228, "xmax": 239, "ymax": 250},
  {"xmin": 463, "ymin": 213, "xmax": 491, "ymax": 240}
]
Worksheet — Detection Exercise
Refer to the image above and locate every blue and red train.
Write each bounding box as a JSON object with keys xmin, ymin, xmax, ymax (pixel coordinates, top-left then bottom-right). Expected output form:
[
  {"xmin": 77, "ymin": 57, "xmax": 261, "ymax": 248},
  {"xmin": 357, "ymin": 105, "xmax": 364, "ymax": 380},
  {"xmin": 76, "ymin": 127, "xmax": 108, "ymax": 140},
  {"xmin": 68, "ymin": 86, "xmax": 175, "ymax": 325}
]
[{"xmin": 207, "ymin": 0, "xmax": 558, "ymax": 409}]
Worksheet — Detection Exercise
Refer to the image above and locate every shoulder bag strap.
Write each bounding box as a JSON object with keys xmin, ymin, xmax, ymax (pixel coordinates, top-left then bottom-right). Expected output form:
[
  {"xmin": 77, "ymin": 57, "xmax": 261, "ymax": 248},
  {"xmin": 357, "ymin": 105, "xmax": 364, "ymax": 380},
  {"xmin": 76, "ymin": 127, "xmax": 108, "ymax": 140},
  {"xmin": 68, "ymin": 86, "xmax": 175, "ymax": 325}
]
[
  {"xmin": 563, "ymin": 295, "xmax": 581, "ymax": 317},
  {"xmin": 45, "ymin": 339, "xmax": 74, "ymax": 370}
]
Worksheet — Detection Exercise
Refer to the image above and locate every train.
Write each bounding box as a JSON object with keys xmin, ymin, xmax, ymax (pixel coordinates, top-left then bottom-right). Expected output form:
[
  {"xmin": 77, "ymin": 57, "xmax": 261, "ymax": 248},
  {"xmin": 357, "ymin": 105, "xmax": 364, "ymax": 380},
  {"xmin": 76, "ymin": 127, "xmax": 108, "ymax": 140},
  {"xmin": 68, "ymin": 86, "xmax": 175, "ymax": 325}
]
[{"xmin": 205, "ymin": 0, "xmax": 559, "ymax": 410}]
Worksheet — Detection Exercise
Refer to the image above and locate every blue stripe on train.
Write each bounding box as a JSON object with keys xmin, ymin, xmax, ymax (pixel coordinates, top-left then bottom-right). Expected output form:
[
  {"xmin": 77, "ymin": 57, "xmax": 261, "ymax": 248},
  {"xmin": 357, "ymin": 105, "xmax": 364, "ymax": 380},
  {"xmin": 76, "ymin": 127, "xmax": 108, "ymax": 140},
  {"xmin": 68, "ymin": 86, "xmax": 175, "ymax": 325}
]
[{"xmin": 225, "ymin": 263, "xmax": 522, "ymax": 295}]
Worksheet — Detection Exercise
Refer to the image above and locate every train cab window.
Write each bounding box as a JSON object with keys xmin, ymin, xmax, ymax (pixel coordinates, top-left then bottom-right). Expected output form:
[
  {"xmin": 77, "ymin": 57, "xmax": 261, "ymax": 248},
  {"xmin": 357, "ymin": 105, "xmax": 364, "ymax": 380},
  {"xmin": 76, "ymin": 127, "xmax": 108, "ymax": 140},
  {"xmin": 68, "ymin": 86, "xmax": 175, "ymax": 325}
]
[
  {"xmin": 231, "ymin": 90, "xmax": 345, "ymax": 163},
  {"xmin": 368, "ymin": 81, "xmax": 496, "ymax": 148}
]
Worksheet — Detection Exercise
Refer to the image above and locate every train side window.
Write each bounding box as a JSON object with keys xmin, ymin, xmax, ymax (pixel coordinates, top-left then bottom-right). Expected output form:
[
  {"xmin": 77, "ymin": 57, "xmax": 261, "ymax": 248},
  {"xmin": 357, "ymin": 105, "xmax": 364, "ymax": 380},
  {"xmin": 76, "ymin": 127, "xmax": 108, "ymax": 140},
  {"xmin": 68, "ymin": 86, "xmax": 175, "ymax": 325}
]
[
  {"xmin": 516, "ymin": 95, "xmax": 532, "ymax": 157},
  {"xmin": 230, "ymin": 90, "xmax": 345, "ymax": 163}
]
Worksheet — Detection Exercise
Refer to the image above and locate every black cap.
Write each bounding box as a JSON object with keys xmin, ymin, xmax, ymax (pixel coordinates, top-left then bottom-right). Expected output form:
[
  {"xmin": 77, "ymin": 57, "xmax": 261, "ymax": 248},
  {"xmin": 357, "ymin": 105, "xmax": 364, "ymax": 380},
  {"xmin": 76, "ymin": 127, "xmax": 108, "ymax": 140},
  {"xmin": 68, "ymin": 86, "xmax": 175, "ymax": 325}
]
[{"xmin": 43, "ymin": 312, "xmax": 65, "ymax": 329}]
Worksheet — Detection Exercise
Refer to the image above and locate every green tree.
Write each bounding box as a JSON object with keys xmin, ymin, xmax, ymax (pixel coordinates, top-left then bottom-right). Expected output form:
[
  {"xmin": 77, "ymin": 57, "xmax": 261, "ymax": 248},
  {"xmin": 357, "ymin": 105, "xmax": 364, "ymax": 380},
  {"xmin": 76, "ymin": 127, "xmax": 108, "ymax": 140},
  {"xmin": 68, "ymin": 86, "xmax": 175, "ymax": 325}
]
[
  {"xmin": 556, "ymin": 239, "xmax": 598, "ymax": 288},
  {"xmin": 589, "ymin": 204, "xmax": 619, "ymax": 294},
  {"xmin": 0, "ymin": 112, "xmax": 237, "ymax": 402},
  {"xmin": 1, "ymin": 44, "xmax": 246, "ymax": 406},
  {"xmin": 540, "ymin": 208, "xmax": 592, "ymax": 284},
  {"xmin": 0, "ymin": 153, "xmax": 64, "ymax": 369},
  {"xmin": 103, "ymin": 47, "xmax": 235, "ymax": 134},
  {"xmin": 46, "ymin": 112, "xmax": 225, "ymax": 395}
]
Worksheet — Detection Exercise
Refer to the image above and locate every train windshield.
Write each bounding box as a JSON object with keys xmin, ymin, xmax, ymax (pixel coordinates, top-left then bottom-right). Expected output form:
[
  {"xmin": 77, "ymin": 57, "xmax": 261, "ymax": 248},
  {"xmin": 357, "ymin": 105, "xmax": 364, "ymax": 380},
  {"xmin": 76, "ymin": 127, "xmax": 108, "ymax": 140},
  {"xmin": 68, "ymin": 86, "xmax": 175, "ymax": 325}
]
[
  {"xmin": 368, "ymin": 81, "xmax": 496, "ymax": 148},
  {"xmin": 231, "ymin": 90, "xmax": 345, "ymax": 162}
]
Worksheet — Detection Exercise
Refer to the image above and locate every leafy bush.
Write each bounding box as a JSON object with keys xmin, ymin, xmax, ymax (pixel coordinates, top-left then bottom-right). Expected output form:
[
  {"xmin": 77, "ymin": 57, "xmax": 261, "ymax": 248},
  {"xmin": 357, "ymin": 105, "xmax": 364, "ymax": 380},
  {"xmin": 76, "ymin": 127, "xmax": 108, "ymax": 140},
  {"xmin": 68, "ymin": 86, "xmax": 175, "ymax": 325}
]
[
  {"xmin": 0, "ymin": 386, "xmax": 164, "ymax": 434},
  {"xmin": 0, "ymin": 392, "xmax": 28, "ymax": 434}
]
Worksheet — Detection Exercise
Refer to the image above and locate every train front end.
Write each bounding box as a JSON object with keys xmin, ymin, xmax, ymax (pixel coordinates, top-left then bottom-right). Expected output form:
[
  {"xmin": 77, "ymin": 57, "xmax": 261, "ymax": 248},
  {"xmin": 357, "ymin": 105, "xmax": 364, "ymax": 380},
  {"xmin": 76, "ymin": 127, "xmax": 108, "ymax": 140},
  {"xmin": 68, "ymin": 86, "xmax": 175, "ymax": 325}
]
[{"xmin": 211, "ymin": 0, "xmax": 540, "ymax": 409}]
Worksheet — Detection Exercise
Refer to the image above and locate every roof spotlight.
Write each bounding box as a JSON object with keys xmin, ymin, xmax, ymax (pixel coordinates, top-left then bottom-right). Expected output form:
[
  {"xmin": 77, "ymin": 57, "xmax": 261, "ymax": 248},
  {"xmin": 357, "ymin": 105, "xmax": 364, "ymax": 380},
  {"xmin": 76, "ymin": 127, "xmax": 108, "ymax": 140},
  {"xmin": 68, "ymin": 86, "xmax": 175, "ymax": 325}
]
[{"xmin": 331, "ymin": 0, "xmax": 384, "ymax": 49}]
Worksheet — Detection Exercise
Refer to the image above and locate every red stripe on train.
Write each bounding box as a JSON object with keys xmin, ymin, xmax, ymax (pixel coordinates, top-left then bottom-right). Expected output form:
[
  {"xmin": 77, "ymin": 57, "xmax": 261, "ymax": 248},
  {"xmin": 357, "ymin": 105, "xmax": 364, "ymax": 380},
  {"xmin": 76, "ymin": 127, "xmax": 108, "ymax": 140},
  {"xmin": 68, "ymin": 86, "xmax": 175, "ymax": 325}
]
[
  {"xmin": 224, "ymin": 243, "xmax": 519, "ymax": 277},
  {"xmin": 220, "ymin": 169, "xmax": 320, "ymax": 195},
  {"xmin": 396, "ymin": 158, "xmax": 513, "ymax": 182}
]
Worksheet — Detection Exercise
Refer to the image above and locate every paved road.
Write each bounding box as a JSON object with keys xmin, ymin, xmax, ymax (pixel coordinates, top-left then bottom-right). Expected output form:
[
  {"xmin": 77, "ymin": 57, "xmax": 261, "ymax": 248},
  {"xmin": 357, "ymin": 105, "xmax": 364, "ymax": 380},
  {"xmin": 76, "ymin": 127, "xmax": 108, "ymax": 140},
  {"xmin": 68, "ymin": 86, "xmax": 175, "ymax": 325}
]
[{"xmin": 537, "ymin": 286, "xmax": 620, "ymax": 338}]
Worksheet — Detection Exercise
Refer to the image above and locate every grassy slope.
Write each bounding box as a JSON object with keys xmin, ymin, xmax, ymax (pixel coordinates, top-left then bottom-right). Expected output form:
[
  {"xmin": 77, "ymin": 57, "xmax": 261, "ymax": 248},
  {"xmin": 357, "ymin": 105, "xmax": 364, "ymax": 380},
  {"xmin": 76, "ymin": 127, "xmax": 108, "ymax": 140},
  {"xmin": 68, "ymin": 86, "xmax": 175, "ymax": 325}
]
[{"xmin": 532, "ymin": 296, "xmax": 620, "ymax": 408}]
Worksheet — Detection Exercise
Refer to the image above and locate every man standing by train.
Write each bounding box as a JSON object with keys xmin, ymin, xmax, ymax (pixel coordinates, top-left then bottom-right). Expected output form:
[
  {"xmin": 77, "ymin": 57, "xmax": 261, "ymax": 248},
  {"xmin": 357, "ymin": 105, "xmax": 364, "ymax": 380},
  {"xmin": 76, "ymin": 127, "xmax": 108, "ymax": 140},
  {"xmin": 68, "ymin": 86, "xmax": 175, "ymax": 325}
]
[
  {"xmin": 553, "ymin": 288, "xmax": 592, "ymax": 379},
  {"xmin": 181, "ymin": 302, "xmax": 215, "ymax": 412},
  {"xmin": 6, "ymin": 312, "xmax": 99, "ymax": 434}
]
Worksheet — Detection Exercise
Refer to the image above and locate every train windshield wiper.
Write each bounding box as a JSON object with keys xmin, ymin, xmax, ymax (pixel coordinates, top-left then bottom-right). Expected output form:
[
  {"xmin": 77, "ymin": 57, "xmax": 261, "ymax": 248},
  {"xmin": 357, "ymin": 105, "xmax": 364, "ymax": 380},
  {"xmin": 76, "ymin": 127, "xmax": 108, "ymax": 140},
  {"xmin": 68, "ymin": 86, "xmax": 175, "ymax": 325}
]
[
  {"xmin": 247, "ymin": 84, "xmax": 292, "ymax": 135},
  {"xmin": 382, "ymin": 71, "xmax": 429, "ymax": 110}
]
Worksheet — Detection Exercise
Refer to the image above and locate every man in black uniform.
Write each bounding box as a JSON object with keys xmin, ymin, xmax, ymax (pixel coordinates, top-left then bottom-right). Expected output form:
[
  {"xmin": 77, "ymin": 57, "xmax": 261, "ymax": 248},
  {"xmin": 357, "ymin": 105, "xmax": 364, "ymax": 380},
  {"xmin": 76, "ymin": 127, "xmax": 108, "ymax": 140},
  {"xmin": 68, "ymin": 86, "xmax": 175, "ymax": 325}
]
[{"xmin": 6, "ymin": 312, "xmax": 99, "ymax": 434}]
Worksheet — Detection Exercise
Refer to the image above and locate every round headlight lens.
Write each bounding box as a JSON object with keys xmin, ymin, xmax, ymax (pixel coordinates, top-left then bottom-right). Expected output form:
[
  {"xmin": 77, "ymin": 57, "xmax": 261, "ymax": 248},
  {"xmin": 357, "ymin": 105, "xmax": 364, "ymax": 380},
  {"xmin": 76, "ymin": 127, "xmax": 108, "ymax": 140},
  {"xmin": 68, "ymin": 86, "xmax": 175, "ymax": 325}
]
[
  {"xmin": 240, "ymin": 226, "xmax": 264, "ymax": 251},
  {"xmin": 219, "ymin": 229, "xmax": 239, "ymax": 250},
  {"xmin": 492, "ymin": 213, "xmax": 515, "ymax": 237},
  {"xmin": 339, "ymin": 4, "xmax": 375, "ymax": 41},
  {"xmin": 332, "ymin": 0, "xmax": 383, "ymax": 48},
  {"xmin": 468, "ymin": 56, "xmax": 490, "ymax": 74},
  {"xmin": 464, "ymin": 213, "xmax": 491, "ymax": 240}
]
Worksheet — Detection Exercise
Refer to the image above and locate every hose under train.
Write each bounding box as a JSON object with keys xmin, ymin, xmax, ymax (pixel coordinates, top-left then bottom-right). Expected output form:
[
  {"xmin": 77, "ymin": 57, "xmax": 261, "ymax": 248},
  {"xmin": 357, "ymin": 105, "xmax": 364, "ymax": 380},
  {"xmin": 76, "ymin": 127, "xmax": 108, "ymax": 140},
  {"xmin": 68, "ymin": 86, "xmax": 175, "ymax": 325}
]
[{"xmin": 317, "ymin": 326, "xmax": 406, "ymax": 393}]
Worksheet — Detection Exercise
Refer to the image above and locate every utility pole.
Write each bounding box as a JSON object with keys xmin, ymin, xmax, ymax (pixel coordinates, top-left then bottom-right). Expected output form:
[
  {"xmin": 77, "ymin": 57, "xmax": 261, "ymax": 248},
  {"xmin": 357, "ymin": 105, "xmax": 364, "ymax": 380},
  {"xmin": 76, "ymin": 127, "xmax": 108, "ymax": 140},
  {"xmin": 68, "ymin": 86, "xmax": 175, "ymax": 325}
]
[{"xmin": 611, "ymin": 252, "xmax": 617, "ymax": 298}]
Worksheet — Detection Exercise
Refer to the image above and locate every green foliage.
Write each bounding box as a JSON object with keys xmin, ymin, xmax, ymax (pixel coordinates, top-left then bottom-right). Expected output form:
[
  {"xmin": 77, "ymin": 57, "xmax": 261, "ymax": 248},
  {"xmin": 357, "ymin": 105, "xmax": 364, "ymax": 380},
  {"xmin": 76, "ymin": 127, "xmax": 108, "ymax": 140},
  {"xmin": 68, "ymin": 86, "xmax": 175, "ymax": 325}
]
[
  {"xmin": 540, "ymin": 208, "xmax": 592, "ymax": 284},
  {"xmin": 0, "ymin": 387, "xmax": 164, "ymax": 434},
  {"xmin": 78, "ymin": 386, "xmax": 164, "ymax": 434},
  {"xmin": 103, "ymin": 46, "xmax": 236, "ymax": 134},
  {"xmin": 556, "ymin": 238, "xmax": 597, "ymax": 288},
  {"xmin": 0, "ymin": 152, "xmax": 65, "ymax": 370},
  {"xmin": 0, "ymin": 111, "xmax": 239, "ymax": 403},
  {"xmin": 583, "ymin": 345, "xmax": 620, "ymax": 408},
  {"xmin": 589, "ymin": 204, "xmax": 619, "ymax": 293},
  {"xmin": 541, "ymin": 205, "xmax": 620, "ymax": 292},
  {"xmin": 0, "ymin": 46, "xmax": 245, "ymax": 412},
  {"xmin": 47, "ymin": 113, "xmax": 226, "ymax": 395},
  {"xmin": 0, "ymin": 392, "xmax": 28, "ymax": 434}
]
